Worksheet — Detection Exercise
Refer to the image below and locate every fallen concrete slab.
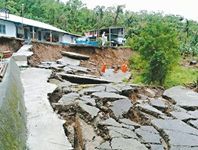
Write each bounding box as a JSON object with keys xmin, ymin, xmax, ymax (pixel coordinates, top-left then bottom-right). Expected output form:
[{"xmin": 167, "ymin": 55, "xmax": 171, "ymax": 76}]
[
  {"xmin": 12, "ymin": 44, "xmax": 33, "ymax": 67},
  {"xmin": 61, "ymin": 51, "xmax": 90, "ymax": 60},
  {"xmin": 47, "ymin": 77, "xmax": 198, "ymax": 150},
  {"xmin": 0, "ymin": 58, "xmax": 26, "ymax": 149},
  {"xmin": 14, "ymin": 44, "xmax": 33, "ymax": 56},
  {"xmin": 100, "ymin": 69, "xmax": 131, "ymax": 83},
  {"xmin": 57, "ymin": 56, "xmax": 80, "ymax": 66},
  {"xmin": 58, "ymin": 73, "xmax": 112, "ymax": 84}
]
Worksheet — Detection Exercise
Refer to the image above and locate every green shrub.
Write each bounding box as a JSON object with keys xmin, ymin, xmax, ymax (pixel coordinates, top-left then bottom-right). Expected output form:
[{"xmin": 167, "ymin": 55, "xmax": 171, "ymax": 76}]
[
  {"xmin": 105, "ymin": 41, "xmax": 111, "ymax": 46},
  {"xmin": 97, "ymin": 37, "xmax": 102, "ymax": 46},
  {"xmin": 129, "ymin": 53, "xmax": 142, "ymax": 70}
]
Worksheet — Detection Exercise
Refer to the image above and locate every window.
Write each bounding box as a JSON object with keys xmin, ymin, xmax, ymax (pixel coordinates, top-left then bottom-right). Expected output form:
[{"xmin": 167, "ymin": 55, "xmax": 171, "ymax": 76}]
[{"xmin": 0, "ymin": 24, "xmax": 6, "ymax": 34}]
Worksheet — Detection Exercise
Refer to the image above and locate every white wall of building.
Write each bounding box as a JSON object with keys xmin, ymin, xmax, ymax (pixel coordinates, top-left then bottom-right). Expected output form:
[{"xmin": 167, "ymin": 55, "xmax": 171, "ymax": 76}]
[
  {"xmin": 0, "ymin": 19, "xmax": 79, "ymax": 44},
  {"xmin": 58, "ymin": 33, "xmax": 63, "ymax": 43},
  {"xmin": 0, "ymin": 20, "xmax": 16, "ymax": 37},
  {"xmin": 62, "ymin": 34, "xmax": 73, "ymax": 44}
]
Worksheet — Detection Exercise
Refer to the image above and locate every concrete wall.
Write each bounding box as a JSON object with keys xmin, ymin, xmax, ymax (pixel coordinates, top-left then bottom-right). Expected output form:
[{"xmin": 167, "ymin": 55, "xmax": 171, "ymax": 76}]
[
  {"xmin": 62, "ymin": 34, "xmax": 75, "ymax": 44},
  {"xmin": 0, "ymin": 20, "xmax": 16, "ymax": 37},
  {"xmin": 0, "ymin": 58, "xmax": 26, "ymax": 150}
]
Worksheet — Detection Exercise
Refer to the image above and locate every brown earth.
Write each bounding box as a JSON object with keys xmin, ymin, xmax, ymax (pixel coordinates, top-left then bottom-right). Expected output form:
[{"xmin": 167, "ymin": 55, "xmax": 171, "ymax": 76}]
[
  {"xmin": 0, "ymin": 37, "xmax": 197, "ymax": 85},
  {"xmin": 0, "ymin": 37, "xmax": 134, "ymax": 77},
  {"xmin": 28, "ymin": 41, "xmax": 198, "ymax": 81},
  {"xmin": 180, "ymin": 56, "xmax": 198, "ymax": 69},
  {"xmin": 0, "ymin": 37, "xmax": 24, "ymax": 53},
  {"xmin": 0, "ymin": 37, "xmax": 196, "ymax": 72},
  {"xmin": 28, "ymin": 41, "xmax": 135, "ymax": 77},
  {"xmin": 29, "ymin": 41, "xmax": 134, "ymax": 66}
]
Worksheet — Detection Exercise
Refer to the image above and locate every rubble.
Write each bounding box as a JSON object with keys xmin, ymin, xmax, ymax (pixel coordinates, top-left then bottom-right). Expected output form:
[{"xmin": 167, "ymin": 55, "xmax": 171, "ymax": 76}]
[
  {"xmin": 32, "ymin": 49, "xmax": 198, "ymax": 150},
  {"xmin": 47, "ymin": 78, "xmax": 198, "ymax": 150}
]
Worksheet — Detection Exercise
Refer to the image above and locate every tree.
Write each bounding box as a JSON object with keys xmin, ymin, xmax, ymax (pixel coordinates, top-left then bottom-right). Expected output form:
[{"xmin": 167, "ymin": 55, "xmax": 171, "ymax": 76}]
[
  {"xmin": 102, "ymin": 7, "xmax": 114, "ymax": 27},
  {"xmin": 64, "ymin": 0, "xmax": 86, "ymax": 33},
  {"xmin": 1, "ymin": 0, "xmax": 198, "ymax": 47},
  {"xmin": 131, "ymin": 18, "xmax": 180, "ymax": 85},
  {"xmin": 95, "ymin": 5, "xmax": 105, "ymax": 37},
  {"xmin": 184, "ymin": 19, "xmax": 190, "ymax": 44},
  {"xmin": 4, "ymin": 0, "xmax": 20, "ymax": 15},
  {"xmin": 113, "ymin": 4, "xmax": 125, "ymax": 26}
]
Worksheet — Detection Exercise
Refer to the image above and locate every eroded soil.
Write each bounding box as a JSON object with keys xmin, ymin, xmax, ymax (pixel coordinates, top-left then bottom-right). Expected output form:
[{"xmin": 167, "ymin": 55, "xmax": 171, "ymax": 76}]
[{"xmin": 28, "ymin": 41, "xmax": 135, "ymax": 77}]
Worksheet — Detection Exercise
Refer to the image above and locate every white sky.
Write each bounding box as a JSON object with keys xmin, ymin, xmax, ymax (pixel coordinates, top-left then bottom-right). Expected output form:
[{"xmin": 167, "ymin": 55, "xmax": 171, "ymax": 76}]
[{"xmin": 62, "ymin": 0, "xmax": 198, "ymax": 21}]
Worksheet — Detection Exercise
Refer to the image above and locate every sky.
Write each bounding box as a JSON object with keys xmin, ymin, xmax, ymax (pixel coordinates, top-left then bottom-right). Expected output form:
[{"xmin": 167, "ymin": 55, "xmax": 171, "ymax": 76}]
[{"xmin": 62, "ymin": 0, "xmax": 198, "ymax": 22}]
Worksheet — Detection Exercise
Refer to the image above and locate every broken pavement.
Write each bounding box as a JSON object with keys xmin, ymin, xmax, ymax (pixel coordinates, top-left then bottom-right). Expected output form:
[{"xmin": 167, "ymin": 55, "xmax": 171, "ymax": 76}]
[
  {"xmin": 12, "ymin": 42, "xmax": 198, "ymax": 150},
  {"xmin": 42, "ymin": 48, "xmax": 198, "ymax": 150}
]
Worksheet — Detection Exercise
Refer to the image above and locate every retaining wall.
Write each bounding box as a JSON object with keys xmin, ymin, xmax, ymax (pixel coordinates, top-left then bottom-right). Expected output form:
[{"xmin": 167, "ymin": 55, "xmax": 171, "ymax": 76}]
[{"xmin": 0, "ymin": 58, "xmax": 26, "ymax": 150}]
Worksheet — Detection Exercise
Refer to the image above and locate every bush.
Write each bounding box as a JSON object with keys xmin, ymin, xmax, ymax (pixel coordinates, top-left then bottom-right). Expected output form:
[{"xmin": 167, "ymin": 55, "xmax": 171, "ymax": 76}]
[{"xmin": 131, "ymin": 19, "xmax": 180, "ymax": 86}]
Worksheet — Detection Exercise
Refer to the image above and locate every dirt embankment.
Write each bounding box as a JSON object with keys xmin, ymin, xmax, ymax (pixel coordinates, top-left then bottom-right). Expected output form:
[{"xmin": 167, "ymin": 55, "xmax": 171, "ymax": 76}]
[
  {"xmin": 28, "ymin": 41, "xmax": 63, "ymax": 66},
  {"xmin": 29, "ymin": 41, "xmax": 135, "ymax": 72},
  {"xmin": 0, "ymin": 37, "xmax": 135, "ymax": 73},
  {"xmin": 0, "ymin": 37, "xmax": 24, "ymax": 53}
]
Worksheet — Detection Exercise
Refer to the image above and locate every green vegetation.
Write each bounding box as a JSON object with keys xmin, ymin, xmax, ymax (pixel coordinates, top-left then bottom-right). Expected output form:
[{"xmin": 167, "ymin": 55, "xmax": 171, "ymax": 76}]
[
  {"xmin": 131, "ymin": 64, "xmax": 198, "ymax": 89},
  {"xmin": 0, "ymin": 0, "xmax": 198, "ymax": 88},
  {"xmin": 164, "ymin": 66, "xmax": 198, "ymax": 88},
  {"xmin": 130, "ymin": 16, "xmax": 180, "ymax": 86},
  {"xmin": 1, "ymin": 0, "xmax": 198, "ymax": 54},
  {"xmin": 130, "ymin": 55, "xmax": 198, "ymax": 88},
  {"xmin": 0, "ymin": 53, "xmax": 3, "ymax": 62},
  {"xmin": 77, "ymin": 84, "xmax": 92, "ymax": 91}
]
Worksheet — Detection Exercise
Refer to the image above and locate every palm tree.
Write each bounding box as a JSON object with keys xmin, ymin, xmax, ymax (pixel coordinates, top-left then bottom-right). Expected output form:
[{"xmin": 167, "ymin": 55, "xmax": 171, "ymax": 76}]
[
  {"xmin": 113, "ymin": 4, "xmax": 125, "ymax": 26},
  {"xmin": 95, "ymin": 5, "xmax": 105, "ymax": 37},
  {"xmin": 184, "ymin": 19, "xmax": 189, "ymax": 44}
]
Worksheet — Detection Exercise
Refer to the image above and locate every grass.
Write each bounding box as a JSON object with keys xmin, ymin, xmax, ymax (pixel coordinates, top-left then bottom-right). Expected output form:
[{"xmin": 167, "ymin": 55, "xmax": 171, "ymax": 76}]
[
  {"xmin": 77, "ymin": 84, "xmax": 92, "ymax": 91},
  {"xmin": 130, "ymin": 57, "xmax": 198, "ymax": 89},
  {"xmin": 164, "ymin": 66, "xmax": 198, "ymax": 89},
  {"xmin": 130, "ymin": 69, "xmax": 142, "ymax": 84},
  {"xmin": 120, "ymin": 45, "xmax": 131, "ymax": 49}
]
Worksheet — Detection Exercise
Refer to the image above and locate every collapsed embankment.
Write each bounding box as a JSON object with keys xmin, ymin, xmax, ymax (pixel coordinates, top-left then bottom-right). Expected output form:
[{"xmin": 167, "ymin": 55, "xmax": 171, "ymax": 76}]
[
  {"xmin": 0, "ymin": 58, "xmax": 26, "ymax": 150},
  {"xmin": 0, "ymin": 37, "xmax": 135, "ymax": 73},
  {"xmin": 28, "ymin": 41, "xmax": 134, "ymax": 77},
  {"xmin": 0, "ymin": 36, "xmax": 24, "ymax": 53}
]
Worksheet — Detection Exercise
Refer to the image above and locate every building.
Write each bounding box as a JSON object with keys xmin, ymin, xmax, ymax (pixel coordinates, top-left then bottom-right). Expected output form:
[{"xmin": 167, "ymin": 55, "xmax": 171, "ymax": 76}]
[
  {"xmin": 0, "ymin": 9, "xmax": 80, "ymax": 44},
  {"xmin": 84, "ymin": 26, "xmax": 125, "ymax": 41}
]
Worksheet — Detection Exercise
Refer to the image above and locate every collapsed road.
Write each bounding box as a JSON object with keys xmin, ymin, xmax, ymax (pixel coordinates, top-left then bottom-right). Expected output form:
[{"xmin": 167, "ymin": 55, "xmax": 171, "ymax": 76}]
[
  {"xmin": 48, "ymin": 82, "xmax": 198, "ymax": 150},
  {"xmin": 47, "ymin": 75, "xmax": 198, "ymax": 150},
  {"xmin": 33, "ymin": 49, "xmax": 198, "ymax": 150},
  {"xmin": 3, "ymin": 40, "xmax": 198, "ymax": 150}
]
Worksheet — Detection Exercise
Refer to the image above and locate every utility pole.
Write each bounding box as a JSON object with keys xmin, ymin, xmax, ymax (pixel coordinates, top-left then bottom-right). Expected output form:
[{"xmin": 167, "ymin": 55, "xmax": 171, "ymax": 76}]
[
  {"xmin": 21, "ymin": 4, "xmax": 24, "ymax": 38},
  {"xmin": 97, "ymin": 10, "xmax": 100, "ymax": 39}
]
